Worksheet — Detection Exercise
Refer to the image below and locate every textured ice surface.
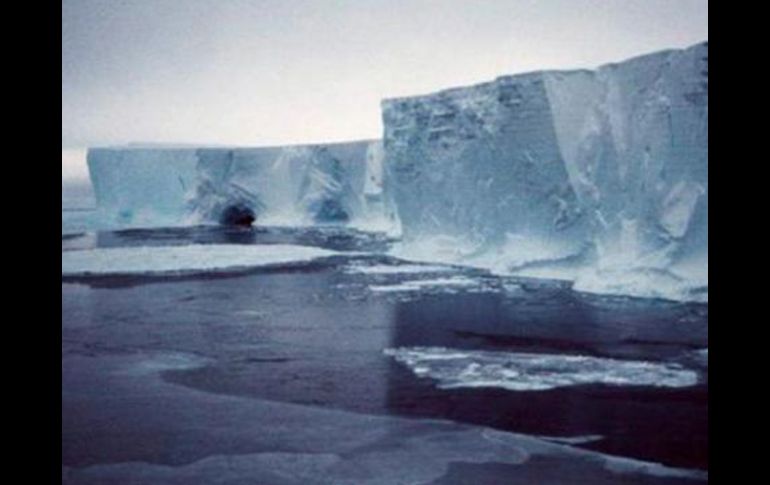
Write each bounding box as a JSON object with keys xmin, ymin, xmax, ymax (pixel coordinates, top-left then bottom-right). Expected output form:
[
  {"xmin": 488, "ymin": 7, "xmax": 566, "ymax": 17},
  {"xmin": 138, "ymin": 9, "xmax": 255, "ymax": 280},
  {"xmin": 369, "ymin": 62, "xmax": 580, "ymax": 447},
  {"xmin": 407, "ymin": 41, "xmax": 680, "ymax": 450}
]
[
  {"xmin": 83, "ymin": 43, "xmax": 706, "ymax": 302},
  {"xmin": 62, "ymin": 351, "xmax": 707, "ymax": 484},
  {"xmin": 61, "ymin": 244, "xmax": 338, "ymax": 276},
  {"xmin": 384, "ymin": 347, "xmax": 700, "ymax": 391},
  {"xmin": 88, "ymin": 148, "xmax": 199, "ymax": 228},
  {"xmin": 345, "ymin": 262, "xmax": 454, "ymax": 274},
  {"xmin": 572, "ymin": 267, "xmax": 708, "ymax": 303},
  {"xmin": 369, "ymin": 276, "xmax": 482, "ymax": 293},
  {"xmin": 87, "ymin": 141, "xmax": 398, "ymax": 233},
  {"xmin": 382, "ymin": 42, "xmax": 707, "ymax": 301}
]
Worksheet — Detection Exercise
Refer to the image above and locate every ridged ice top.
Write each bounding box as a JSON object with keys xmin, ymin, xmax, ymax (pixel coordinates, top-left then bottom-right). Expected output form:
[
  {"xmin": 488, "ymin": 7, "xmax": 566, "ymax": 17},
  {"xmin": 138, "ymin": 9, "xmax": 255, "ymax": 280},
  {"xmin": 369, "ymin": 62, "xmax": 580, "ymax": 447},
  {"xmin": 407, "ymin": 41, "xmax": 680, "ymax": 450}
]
[{"xmin": 382, "ymin": 41, "xmax": 707, "ymax": 107}]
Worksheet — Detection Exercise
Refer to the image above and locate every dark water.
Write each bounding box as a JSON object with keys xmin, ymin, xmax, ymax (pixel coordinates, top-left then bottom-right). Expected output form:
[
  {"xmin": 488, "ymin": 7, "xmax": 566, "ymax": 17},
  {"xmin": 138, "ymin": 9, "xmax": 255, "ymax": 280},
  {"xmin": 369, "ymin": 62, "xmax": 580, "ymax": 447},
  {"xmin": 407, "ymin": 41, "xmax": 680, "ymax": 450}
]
[
  {"xmin": 62, "ymin": 226, "xmax": 708, "ymax": 475},
  {"xmin": 63, "ymin": 224, "xmax": 396, "ymax": 252}
]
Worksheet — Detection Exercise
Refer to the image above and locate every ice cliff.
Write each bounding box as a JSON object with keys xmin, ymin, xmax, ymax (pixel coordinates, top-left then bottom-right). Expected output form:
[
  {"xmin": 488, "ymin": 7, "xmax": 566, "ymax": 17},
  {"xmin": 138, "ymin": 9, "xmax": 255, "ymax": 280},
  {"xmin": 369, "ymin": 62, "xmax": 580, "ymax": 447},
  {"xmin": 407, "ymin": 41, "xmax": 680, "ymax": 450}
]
[
  {"xmin": 87, "ymin": 141, "xmax": 397, "ymax": 232},
  {"xmin": 382, "ymin": 42, "xmax": 707, "ymax": 301},
  {"xmin": 85, "ymin": 42, "xmax": 707, "ymax": 301}
]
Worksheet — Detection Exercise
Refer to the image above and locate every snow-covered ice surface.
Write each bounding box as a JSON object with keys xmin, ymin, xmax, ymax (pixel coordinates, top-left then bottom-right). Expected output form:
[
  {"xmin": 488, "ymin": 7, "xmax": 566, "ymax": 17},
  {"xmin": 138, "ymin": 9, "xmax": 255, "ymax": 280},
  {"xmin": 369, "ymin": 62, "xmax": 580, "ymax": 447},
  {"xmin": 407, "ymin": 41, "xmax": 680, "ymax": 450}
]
[
  {"xmin": 384, "ymin": 347, "xmax": 700, "ymax": 391},
  {"xmin": 61, "ymin": 244, "xmax": 339, "ymax": 276},
  {"xmin": 62, "ymin": 350, "xmax": 707, "ymax": 485},
  {"xmin": 369, "ymin": 276, "xmax": 483, "ymax": 293},
  {"xmin": 383, "ymin": 42, "xmax": 707, "ymax": 302}
]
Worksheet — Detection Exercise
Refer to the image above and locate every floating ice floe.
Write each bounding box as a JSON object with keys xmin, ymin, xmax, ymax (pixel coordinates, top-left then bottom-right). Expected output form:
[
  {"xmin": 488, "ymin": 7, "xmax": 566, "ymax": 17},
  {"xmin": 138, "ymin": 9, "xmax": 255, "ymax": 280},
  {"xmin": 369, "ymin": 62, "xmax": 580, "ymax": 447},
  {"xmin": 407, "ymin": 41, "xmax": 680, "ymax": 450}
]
[
  {"xmin": 384, "ymin": 347, "xmax": 700, "ymax": 391},
  {"xmin": 344, "ymin": 262, "xmax": 454, "ymax": 275},
  {"xmin": 61, "ymin": 244, "xmax": 338, "ymax": 276},
  {"xmin": 368, "ymin": 276, "xmax": 481, "ymax": 293}
]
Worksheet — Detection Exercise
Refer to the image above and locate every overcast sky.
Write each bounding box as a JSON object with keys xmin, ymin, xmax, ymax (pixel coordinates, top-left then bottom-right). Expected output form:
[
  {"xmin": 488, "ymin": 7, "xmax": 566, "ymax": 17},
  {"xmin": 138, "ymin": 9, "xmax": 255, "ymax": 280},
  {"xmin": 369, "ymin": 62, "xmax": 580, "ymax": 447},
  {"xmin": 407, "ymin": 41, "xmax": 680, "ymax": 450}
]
[{"xmin": 62, "ymin": 0, "xmax": 708, "ymax": 149}]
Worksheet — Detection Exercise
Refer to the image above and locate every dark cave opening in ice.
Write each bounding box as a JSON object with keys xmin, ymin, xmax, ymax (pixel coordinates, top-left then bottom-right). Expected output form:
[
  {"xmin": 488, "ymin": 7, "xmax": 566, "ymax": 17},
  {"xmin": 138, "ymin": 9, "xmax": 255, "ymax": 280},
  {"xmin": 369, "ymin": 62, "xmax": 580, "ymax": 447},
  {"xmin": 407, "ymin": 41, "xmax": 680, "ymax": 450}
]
[{"xmin": 220, "ymin": 204, "xmax": 256, "ymax": 227}]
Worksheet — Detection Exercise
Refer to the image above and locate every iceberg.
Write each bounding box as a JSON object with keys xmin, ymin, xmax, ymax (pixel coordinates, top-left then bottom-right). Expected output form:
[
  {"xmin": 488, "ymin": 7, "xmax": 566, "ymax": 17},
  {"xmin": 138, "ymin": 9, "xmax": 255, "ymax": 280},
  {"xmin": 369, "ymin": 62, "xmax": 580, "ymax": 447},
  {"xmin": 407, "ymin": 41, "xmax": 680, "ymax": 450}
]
[
  {"xmin": 382, "ymin": 42, "xmax": 707, "ymax": 301},
  {"xmin": 87, "ymin": 147, "xmax": 199, "ymax": 228},
  {"xmin": 83, "ymin": 43, "xmax": 706, "ymax": 301},
  {"xmin": 87, "ymin": 141, "xmax": 398, "ymax": 233}
]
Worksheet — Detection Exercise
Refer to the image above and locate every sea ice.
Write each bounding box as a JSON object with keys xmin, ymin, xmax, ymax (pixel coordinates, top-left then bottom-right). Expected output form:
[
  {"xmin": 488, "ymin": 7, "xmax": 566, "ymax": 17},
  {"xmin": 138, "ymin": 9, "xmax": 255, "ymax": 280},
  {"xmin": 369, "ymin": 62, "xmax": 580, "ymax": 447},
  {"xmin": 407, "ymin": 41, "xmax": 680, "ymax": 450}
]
[
  {"xmin": 368, "ymin": 276, "xmax": 482, "ymax": 293},
  {"xmin": 61, "ymin": 244, "xmax": 338, "ymax": 276},
  {"xmin": 344, "ymin": 262, "xmax": 454, "ymax": 275},
  {"xmin": 62, "ymin": 351, "xmax": 707, "ymax": 484},
  {"xmin": 384, "ymin": 346, "xmax": 700, "ymax": 391}
]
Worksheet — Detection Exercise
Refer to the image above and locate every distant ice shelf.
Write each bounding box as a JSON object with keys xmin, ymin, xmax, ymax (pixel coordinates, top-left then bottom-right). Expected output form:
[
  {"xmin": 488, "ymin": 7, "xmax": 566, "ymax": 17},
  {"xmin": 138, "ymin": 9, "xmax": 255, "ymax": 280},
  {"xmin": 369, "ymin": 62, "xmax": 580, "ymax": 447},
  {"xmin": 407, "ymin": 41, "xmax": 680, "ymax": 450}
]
[{"xmin": 87, "ymin": 140, "xmax": 400, "ymax": 235}]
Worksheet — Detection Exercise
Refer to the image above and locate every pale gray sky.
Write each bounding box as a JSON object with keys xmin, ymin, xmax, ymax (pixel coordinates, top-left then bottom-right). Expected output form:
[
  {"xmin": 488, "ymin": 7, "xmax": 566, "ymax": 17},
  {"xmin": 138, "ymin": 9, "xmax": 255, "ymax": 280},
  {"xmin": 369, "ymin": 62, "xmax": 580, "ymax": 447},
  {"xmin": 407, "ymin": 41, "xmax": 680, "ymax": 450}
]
[{"xmin": 62, "ymin": 0, "xmax": 708, "ymax": 150}]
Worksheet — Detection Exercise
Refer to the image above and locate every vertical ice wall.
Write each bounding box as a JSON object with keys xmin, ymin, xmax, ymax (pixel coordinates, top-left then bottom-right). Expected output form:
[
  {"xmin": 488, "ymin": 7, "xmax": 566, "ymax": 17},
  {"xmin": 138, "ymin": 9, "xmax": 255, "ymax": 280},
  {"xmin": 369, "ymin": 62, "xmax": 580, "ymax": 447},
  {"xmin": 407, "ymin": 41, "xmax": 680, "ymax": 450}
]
[
  {"xmin": 87, "ymin": 148, "xmax": 199, "ymax": 227},
  {"xmin": 382, "ymin": 73, "xmax": 590, "ymax": 266},
  {"xmin": 382, "ymin": 42, "xmax": 708, "ymax": 300},
  {"xmin": 545, "ymin": 43, "xmax": 708, "ymax": 291},
  {"xmin": 189, "ymin": 141, "xmax": 392, "ymax": 227},
  {"xmin": 87, "ymin": 140, "xmax": 397, "ymax": 232},
  {"xmin": 85, "ymin": 42, "xmax": 706, "ymax": 300}
]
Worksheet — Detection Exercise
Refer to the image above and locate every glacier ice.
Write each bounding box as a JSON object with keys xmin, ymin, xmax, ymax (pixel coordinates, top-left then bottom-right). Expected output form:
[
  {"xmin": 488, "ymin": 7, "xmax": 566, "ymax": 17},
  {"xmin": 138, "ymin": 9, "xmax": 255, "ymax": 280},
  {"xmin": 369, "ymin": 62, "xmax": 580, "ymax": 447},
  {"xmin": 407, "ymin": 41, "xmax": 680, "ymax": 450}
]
[
  {"xmin": 87, "ymin": 147, "xmax": 199, "ymax": 228},
  {"xmin": 87, "ymin": 141, "xmax": 398, "ymax": 233},
  {"xmin": 83, "ymin": 42, "xmax": 707, "ymax": 301},
  {"xmin": 344, "ymin": 262, "xmax": 454, "ymax": 275},
  {"xmin": 382, "ymin": 42, "xmax": 707, "ymax": 301}
]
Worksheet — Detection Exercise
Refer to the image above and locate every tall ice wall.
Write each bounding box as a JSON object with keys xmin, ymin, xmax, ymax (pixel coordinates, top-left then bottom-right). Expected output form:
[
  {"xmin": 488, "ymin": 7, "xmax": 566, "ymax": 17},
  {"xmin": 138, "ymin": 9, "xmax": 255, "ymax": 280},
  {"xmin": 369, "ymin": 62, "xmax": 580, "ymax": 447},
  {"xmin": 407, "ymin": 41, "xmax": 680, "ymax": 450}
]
[
  {"xmin": 382, "ymin": 42, "xmax": 708, "ymax": 299},
  {"xmin": 87, "ymin": 140, "xmax": 395, "ymax": 231}
]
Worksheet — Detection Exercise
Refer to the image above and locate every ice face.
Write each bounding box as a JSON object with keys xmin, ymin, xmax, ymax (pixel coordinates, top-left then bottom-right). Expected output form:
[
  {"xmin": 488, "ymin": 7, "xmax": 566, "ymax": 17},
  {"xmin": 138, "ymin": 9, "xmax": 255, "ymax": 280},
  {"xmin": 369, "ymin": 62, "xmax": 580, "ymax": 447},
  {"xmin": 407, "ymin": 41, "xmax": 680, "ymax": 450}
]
[
  {"xmin": 546, "ymin": 44, "xmax": 708, "ymax": 276},
  {"xmin": 382, "ymin": 72, "xmax": 590, "ymax": 258},
  {"xmin": 87, "ymin": 141, "xmax": 399, "ymax": 233},
  {"xmin": 88, "ymin": 148, "xmax": 199, "ymax": 227},
  {"xmin": 84, "ymin": 43, "xmax": 706, "ymax": 301},
  {"xmin": 382, "ymin": 42, "xmax": 708, "ymax": 301}
]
